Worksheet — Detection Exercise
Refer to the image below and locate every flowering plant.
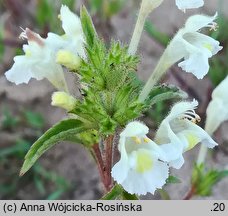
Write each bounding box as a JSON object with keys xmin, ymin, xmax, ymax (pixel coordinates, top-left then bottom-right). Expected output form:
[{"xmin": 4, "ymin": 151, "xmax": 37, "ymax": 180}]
[{"xmin": 4, "ymin": 0, "xmax": 228, "ymax": 199}]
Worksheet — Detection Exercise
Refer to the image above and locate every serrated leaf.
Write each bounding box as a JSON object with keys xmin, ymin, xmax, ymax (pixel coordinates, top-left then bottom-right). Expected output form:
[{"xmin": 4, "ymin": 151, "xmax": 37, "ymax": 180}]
[
  {"xmin": 192, "ymin": 163, "xmax": 228, "ymax": 197},
  {"xmin": 99, "ymin": 117, "xmax": 117, "ymax": 135},
  {"xmin": 71, "ymin": 130, "xmax": 99, "ymax": 147},
  {"xmin": 80, "ymin": 6, "xmax": 97, "ymax": 48},
  {"xmin": 144, "ymin": 84, "xmax": 188, "ymax": 108},
  {"xmin": 20, "ymin": 119, "xmax": 88, "ymax": 175}
]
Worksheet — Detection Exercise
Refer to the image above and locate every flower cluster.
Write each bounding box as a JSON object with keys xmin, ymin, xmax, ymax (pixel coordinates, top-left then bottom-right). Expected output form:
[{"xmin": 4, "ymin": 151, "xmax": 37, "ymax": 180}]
[
  {"xmin": 5, "ymin": 5, "xmax": 84, "ymax": 93},
  {"xmin": 112, "ymin": 100, "xmax": 217, "ymax": 195},
  {"xmin": 112, "ymin": 0, "xmax": 222, "ymax": 195}
]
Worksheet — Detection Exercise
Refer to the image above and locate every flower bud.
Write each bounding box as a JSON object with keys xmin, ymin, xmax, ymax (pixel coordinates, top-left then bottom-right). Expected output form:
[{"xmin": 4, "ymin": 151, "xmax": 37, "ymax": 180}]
[
  {"xmin": 56, "ymin": 50, "xmax": 81, "ymax": 70},
  {"xmin": 51, "ymin": 91, "xmax": 76, "ymax": 111}
]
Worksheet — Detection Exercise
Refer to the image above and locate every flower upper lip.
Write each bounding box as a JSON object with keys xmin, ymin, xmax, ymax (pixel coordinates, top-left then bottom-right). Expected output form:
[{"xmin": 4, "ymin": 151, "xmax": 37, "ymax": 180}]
[
  {"xmin": 155, "ymin": 100, "xmax": 218, "ymax": 169},
  {"xmin": 111, "ymin": 121, "xmax": 170, "ymax": 195},
  {"xmin": 165, "ymin": 13, "xmax": 223, "ymax": 79},
  {"xmin": 19, "ymin": 28, "xmax": 44, "ymax": 47},
  {"xmin": 4, "ymin": 5, "xmax": 85, "ymax": 92},
  {"xmin": 175, "ymin": 0, "xmax": 204, "ymax": 12}
]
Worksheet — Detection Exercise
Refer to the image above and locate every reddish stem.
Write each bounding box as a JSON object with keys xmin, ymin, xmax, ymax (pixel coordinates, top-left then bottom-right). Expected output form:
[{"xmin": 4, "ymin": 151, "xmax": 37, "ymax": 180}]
[
  {"xmin": 92, "ymin": 143, "xmax": 106, "ymax": 189},
  {"xmin": 92, "ymin": 136, "xmax": 114, "ymax": 192},
  {"xmin": 104, "ymin": 135, "xmax": 114, "ymax": 191},
  {"xmin": 183, "ymin": 186, "xmax": 195, "ymax": 200}
]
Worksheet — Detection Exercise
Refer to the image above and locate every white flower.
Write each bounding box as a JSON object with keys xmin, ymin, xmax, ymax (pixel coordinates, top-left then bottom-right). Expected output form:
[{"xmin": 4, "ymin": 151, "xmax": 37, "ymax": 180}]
[
  {"xmin": 175, "ymin": 0, "xmax": 204, "ymax": 12},
  {"xmin": 155, "ymin": 100, "xmax": 218, "ymax": 169},
  {"xmin": 166, "ymin": 13, "xmax": 222, "ymax": 79},
  {"xmin": 205, "ymin": 76, "xmax": 228, "ymax": 134},
  {"xmin": 5, "ymin": 5, "xmax": 85, "ymax": 90},
  {"xmin": 5, "ymin": 28, "xmax": 68, "ymax": 91},
  {"xmin": 46, "ymin": 5, "xmax": 85, "ymax": 59},
  {"xmin": 111, "ymin": 121, "xmax": 169, "ymax": 195}
]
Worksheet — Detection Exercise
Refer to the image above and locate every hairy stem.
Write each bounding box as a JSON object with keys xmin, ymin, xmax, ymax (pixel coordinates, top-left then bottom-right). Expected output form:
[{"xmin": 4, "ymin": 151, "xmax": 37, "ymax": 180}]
[
  {"xmin": 92, "ymin": 143, "xmax": 107, "ymax": 189},
  {"xmin": 104, "ymin": 135, "xmax": 114, "ymax": 191},
  {"xmin": 138, "ymin": 52, "xmax": 171, "ymax": 102},
  {"xmin": 128, "ymin": 0, "xmax": 163, "ymax": 55},
  {"xmin": 92, "ymin": 135, "xmax": 115, "ymax": 192},
  {"xmin": 128, "ymin": 1, "xmax": 149, "ymax": 55},
  {"xmin": 183, "ymin": 186, "xmax": 195, "ymax": 200}
]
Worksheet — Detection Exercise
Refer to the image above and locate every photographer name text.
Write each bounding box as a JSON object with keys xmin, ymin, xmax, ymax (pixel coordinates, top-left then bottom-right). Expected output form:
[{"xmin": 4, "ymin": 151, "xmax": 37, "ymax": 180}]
[{"xmin": 3, "ymin": 202, "xmax": 142, "ymax": 213}]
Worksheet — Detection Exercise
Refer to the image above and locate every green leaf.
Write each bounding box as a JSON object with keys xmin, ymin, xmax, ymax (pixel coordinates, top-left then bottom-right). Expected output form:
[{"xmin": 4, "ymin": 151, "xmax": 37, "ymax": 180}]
[
  {"xmin": 101, "ymin": 185, "xmax": 123, "ymax": 200},
  {"xmin": 144, "ymin": 84, "xmax": 188, "ymax": 108},
  {"xmin": 20, "ymin": 119, "xmax": 88, "ymax": 175},
  {"xmin": 146, "ymin": 101, "xmax": 168, "ymax": 126},
  {"xmin": 72, "ymin": 130, "xmax": 99, "ymax": 147},
  {"xmin": 192, "ymin": 163, "xmax": 228, "ymax": 197},
  {"xmin": 166, "ymin": 175, "xmax": 181, "ymax": 184},
  {"xmin": 122, "ymin": 190, "xmax": 139, "ymax": 200},
  {"xmin": 101, "ymin": 185, "xmax": 139, "ymax": 200},
  {"xmin": 36, "ymin": 0, "xmax": 53, "ymax": 28},
  {"xmin": 99, "ymin": 117, "xmax": 117, "ymax": 135},
  {"xmin": 80, "ymin": 6, "xmax": 97, "ymax": 48}
]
